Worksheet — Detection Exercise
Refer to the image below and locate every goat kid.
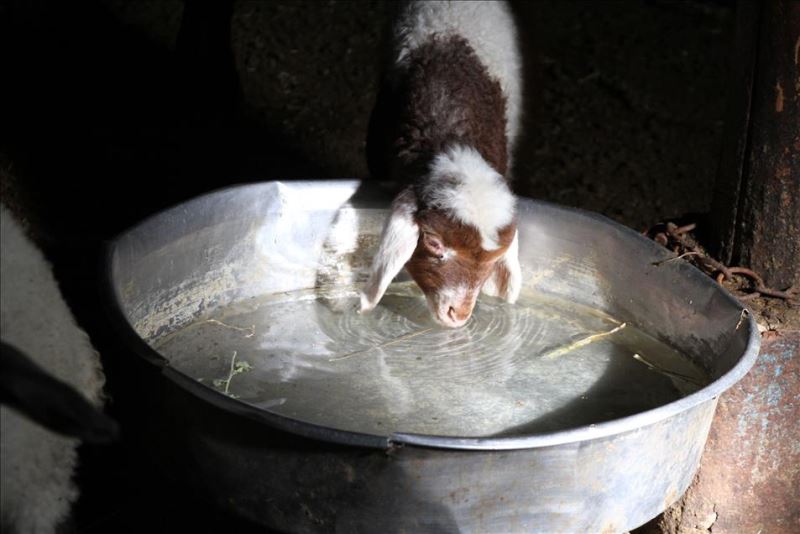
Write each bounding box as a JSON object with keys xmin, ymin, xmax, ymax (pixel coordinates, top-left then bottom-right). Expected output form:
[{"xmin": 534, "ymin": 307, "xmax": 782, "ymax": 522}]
[{"xmin": 361, "ymin": 0, "xmax": 523, "ymax": 327}]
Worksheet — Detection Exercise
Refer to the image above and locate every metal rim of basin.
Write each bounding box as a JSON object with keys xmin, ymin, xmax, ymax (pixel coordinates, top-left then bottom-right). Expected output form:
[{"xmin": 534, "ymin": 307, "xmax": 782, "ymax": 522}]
[{"xmin": 102, "ymin": 180, "xmax": 762, "ymax": 451}]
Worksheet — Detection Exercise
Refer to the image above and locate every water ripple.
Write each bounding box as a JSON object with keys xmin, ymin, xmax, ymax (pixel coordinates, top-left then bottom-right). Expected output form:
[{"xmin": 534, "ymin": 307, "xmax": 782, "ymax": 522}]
[{"xmin": 314, "ymin": 285, "xmax": 553, "ymax": 382}]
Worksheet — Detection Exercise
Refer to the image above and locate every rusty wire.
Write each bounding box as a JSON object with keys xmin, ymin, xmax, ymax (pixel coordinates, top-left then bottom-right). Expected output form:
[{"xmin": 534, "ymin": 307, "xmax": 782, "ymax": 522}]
[{"xmin": 644, "ymin": 222, "xmax": 798, "ymax": 305}]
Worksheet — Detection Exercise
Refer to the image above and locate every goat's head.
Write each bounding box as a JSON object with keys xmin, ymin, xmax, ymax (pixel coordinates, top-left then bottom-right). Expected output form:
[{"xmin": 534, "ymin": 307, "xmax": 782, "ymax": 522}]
[
  {"xmin": 359, "ymin": 146, "xmax": 522, "ymax": 327},
  {"xmin": 406, "ymin": 209, "xmax": 517, "ymax": 327}
]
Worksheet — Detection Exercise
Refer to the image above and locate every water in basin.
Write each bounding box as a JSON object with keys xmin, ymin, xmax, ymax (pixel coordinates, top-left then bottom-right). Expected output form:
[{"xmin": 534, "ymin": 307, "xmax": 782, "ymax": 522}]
[{"xmin": 152, "ymin": 282, "xmax": 708, "ymax": 437}]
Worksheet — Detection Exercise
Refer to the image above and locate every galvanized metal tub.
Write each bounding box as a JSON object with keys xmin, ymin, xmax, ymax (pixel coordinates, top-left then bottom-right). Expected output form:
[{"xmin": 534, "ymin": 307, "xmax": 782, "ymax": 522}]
[{"xmin": 104, "ymin": 180, "xmax": 760, "ymax": 533}]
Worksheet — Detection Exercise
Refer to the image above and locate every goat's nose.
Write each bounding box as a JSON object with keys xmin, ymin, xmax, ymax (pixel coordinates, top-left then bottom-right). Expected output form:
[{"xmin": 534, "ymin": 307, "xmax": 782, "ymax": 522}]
[{"xmin": 447, "ymin": 306, "xmax": 470, "ymax": 324}]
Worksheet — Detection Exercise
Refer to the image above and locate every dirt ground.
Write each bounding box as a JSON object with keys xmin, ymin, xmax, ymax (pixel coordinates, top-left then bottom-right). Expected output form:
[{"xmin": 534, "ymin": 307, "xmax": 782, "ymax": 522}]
[{"xmin": 0, "ymin": 0, "xmax": 795, "ymax": 532}]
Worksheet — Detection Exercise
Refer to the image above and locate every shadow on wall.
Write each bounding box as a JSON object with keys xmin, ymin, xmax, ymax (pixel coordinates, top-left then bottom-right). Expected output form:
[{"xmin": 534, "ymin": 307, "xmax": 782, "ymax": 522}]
[
  {"xmin": 0, "ymin": 0, "xmax": 337, "ymax": 246},
  {"xmin": 1, "ymin": 0, "xmax": 735, "ymax": 245}
]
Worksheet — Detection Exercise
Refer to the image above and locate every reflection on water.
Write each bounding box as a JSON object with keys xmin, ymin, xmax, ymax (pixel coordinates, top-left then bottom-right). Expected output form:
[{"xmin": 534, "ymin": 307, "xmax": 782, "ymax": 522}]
[{"xmin": 153, "ymin": 282, "xmax": 708, "ymax": 437}]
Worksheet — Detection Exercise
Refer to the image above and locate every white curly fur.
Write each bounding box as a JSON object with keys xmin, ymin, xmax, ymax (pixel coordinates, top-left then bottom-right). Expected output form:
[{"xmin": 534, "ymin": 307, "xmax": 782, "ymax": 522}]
[
  {"xmin": 421, "ymin": 144, "xmax": 516, "ymax": 250},
  {"xmin": 1, "ymin": 204, "xmax": 106, "ymax": 534}
]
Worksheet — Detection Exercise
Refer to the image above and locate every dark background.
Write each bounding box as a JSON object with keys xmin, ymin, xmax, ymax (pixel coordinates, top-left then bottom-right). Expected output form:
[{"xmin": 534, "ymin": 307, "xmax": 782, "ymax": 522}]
[{"xmin": 0, "ymin": 0, "xmax": 739, "ymax": 532}]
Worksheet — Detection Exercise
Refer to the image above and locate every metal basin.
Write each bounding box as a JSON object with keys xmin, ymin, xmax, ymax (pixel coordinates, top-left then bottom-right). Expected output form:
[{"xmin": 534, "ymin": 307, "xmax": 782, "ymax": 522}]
[{"xmin": 104, "ymin": 180, "xmax": 759, "ymax": 533}]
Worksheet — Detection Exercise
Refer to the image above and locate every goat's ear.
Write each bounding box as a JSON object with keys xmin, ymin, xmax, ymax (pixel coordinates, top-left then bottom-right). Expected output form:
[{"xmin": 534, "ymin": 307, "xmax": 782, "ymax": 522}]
[
  {"xmin": 360, "ymin": 189, "xmax": 419, "ymax": 312},
  {"xmin": 482, "ymin": 229, "xmax": 522, "ymax": 303}
]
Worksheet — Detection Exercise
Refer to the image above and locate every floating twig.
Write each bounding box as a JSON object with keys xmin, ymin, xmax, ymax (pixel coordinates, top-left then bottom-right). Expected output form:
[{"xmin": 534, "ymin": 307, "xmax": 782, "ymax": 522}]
[
  {"xmin": 632, "ymin": 353, "xmax": 705, "ymax": 387},
  {"xmin": 542, "ymin": 323, "xmax": 627, "ymax": 360},
  {"xmin": 212, "ymin": 351, "xmax": 253, "ymax": 395},
  {"xmin": 199, "ymin": 319, "xmax": 255, "ymax": 338},
  {"xmin": 329, "ymin": 327, "xmax": 435, "ymax": 362}
]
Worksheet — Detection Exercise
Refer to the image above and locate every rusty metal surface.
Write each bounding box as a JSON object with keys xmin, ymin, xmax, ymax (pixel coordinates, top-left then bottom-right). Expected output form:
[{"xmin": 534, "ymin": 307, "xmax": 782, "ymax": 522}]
[
  {"xmin": 660, "ymin": 330, "xmax": 800, "ymax": 533},
  {"xmin": 711, "ymin": 0, "xmax": 800, "ymax": 289},
  {"xmin": 708, "ymin": 1, "xmax": 759, "ymax": 265}
]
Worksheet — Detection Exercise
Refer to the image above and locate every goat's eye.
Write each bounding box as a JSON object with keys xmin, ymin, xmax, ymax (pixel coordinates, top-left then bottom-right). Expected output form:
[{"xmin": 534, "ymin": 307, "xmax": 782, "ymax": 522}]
[{"xmin": 422, "ymin": 232, "xmax": 445, "ymax": 256}]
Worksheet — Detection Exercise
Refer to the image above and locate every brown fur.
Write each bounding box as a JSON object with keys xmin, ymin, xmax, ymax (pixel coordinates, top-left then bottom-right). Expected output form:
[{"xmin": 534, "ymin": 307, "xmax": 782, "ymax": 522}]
[
  {"xmin": 367, "ymin": 35, "xmax": 510, "ymax": 187},
  {"xmin": 405, "ymin": 207, "xmax": 516, "ymax": 312}
]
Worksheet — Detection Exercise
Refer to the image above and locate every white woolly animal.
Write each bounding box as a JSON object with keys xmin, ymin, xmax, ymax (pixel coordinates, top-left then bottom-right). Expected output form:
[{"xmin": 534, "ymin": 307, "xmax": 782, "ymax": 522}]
[{"xmin": 0, "ymin": 204, "xmax": 107, "ymax": 534}]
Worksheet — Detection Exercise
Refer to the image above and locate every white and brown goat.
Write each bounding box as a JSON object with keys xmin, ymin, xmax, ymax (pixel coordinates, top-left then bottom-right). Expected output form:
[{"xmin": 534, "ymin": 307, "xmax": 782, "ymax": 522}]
[{"xmin": 361, "ymin": 0, "xmax": 523, "ymax": 327}]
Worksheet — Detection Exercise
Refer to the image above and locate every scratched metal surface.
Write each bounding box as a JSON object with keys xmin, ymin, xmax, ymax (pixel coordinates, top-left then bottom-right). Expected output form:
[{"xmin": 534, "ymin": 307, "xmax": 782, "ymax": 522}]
[{"xmin": 106, "ymin": 180, "xmax": 760, "ymax": 532}]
